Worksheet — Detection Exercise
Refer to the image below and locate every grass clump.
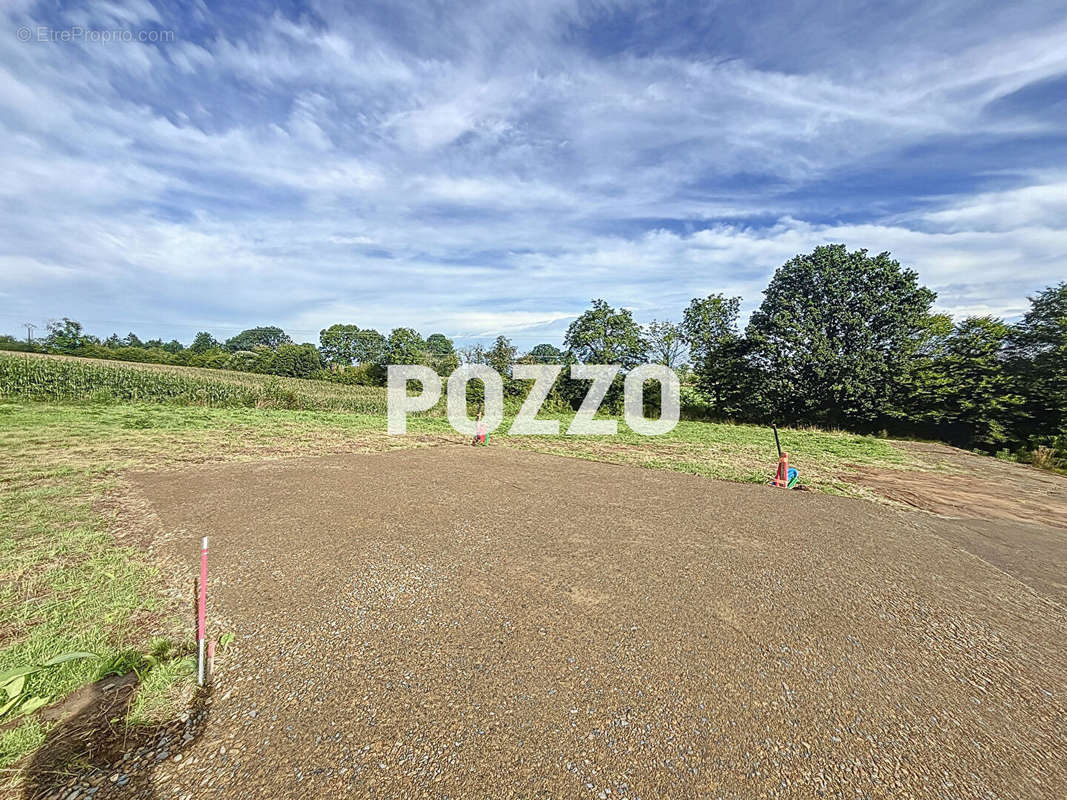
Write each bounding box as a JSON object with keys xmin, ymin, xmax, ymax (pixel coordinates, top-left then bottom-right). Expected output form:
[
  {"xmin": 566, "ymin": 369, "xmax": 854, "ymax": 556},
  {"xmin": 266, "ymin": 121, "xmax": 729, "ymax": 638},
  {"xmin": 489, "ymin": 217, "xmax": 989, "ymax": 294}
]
[{"xmin": 0, "ymin": 720, "xmax": 46, "ymax": 771}]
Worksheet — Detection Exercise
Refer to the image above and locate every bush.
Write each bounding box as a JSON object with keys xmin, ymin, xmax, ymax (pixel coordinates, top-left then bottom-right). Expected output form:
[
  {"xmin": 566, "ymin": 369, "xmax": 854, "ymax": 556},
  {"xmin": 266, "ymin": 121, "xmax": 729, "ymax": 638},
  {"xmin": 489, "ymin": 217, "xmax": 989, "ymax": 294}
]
[
  {"xmin": 0, "ymin": 338, "xmax": 40, "ymax": 353},
  {"xmin": 314, "ymin": 363, "xmax": 386, "ymax": 386},
  {"xmin": 223, "ymin": 350, "xmax": 261, "ymax": 372},
  {"xmin": 268, "ymin": 343, "xmax": 321, "ymax": 378},
  {"xmin": 186, "ymin": 348, "xmax": 230, "ymax": 369}
]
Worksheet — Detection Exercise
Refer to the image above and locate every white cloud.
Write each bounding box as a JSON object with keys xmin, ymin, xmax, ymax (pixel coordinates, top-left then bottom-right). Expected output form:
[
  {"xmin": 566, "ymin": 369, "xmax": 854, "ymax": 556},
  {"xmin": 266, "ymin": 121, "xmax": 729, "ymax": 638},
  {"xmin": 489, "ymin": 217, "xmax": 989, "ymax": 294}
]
[
  {"xmin": 920, "ymin": 179, "xmax": 1067, "ymax": 232},
  {"xmin": 0, "ymin": 0, "xmax": 1064, "ymax": 345}
]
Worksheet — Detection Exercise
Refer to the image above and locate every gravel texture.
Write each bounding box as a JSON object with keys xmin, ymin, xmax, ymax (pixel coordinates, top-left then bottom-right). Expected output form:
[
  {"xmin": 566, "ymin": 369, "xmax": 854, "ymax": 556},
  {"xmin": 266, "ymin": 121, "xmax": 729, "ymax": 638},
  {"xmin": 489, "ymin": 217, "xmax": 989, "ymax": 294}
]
[{"xmin": 39, "ymin": 447, "xmax": 1067, "ymax": 799}]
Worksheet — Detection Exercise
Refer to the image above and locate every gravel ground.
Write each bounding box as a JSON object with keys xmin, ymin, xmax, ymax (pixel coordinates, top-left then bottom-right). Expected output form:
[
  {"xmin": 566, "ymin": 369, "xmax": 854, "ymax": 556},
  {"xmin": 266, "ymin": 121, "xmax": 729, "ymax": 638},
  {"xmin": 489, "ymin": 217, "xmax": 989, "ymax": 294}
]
[{"xmin": 36, "ymin": 447, "xmax": 1067, "ymax": 799}]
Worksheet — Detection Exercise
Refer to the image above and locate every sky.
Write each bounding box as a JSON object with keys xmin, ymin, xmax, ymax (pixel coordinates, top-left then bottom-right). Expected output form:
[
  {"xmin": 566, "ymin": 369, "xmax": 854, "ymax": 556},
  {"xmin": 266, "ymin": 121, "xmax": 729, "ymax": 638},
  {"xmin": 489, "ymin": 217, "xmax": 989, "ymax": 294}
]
[{"xmin": 1, "ymin": 0, "xmax": 1065, "ymax": 349}]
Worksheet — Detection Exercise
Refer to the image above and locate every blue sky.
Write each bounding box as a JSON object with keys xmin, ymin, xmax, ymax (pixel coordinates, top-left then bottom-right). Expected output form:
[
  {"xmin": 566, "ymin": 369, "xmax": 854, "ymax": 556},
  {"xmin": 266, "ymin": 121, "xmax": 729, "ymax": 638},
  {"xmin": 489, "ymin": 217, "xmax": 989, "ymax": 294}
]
[{"xmin": 1, "ymin": 0, "xmax": 1065, "ymax": 348}]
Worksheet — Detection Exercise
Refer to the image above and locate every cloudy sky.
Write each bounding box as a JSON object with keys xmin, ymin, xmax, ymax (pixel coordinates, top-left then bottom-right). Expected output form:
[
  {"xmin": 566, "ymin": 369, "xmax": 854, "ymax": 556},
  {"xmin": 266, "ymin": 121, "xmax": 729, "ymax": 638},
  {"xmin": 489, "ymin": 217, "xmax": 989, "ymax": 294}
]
[{"xmin": 2, "ymin": 1, "xmax": 1065, "ymax": 348}]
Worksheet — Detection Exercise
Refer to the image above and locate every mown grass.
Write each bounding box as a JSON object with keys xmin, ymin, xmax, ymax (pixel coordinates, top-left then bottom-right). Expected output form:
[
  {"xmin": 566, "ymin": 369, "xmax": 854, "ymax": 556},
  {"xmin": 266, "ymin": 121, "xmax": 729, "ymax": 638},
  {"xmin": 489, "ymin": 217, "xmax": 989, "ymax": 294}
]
[
  {"xmin": 495, "ymin": 418, "xmax": 923, "ymax": 496},
  {"xmin": 0, "ymin": 397, "xmax": 931, "ymax": 775}
]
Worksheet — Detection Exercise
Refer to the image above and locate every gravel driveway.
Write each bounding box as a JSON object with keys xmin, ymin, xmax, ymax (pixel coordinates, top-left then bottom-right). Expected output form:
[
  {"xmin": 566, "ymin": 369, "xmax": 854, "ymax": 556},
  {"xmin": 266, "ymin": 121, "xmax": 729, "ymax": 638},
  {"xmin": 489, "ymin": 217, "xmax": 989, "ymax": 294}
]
[{"xmin": 36, "ymin": 447, "xmax": 1067, "ymax": 799}]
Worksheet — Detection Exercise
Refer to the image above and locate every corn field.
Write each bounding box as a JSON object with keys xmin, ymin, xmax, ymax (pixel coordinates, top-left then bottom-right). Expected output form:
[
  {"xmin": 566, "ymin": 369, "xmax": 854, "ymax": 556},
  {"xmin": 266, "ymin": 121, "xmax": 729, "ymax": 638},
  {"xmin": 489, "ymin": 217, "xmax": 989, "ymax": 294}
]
[{"xmin": 0, "ymin": 353, "xmax": 396, "ymax": 414}]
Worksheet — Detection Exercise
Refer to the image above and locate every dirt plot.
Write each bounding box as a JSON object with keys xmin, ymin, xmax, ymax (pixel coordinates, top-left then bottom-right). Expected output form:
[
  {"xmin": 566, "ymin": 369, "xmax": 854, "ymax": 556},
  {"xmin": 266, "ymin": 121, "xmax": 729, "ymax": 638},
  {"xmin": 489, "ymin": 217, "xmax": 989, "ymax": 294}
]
[
  {"xmin": 848, "ymin": 441, "xmax": 1067, "ymax": 529},
  {"xmin": 82, "ymin": 448, "xmax": 1066, "ymax": 799},
  {"xmin": 845, "ymin": 442, "xmax": 1067, "ymax": 605}
]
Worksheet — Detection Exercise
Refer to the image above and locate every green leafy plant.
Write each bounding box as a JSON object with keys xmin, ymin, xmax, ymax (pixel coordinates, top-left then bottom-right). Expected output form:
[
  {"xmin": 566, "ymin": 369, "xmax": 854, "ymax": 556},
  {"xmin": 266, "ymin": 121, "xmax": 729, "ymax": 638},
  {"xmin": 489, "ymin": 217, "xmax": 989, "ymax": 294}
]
[{"xmin": 0, "ymin": 651, "xmax": 96, "ymax": 719}]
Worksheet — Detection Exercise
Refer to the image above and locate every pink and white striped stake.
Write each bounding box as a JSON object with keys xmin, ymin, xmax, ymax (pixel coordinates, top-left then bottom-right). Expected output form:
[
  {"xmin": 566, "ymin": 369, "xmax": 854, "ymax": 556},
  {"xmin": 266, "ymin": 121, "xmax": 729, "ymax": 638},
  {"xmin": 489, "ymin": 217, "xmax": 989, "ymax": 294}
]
[{"xmin": 197, "ymin": 536, "xmax": 209, "ymax": 686}]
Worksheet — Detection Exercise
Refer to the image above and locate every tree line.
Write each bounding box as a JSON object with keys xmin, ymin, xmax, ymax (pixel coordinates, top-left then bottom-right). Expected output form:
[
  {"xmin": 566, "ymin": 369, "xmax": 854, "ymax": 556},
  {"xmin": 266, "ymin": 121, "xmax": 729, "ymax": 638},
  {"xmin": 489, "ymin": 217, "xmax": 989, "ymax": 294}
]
[{"xmin": 3, "ymin": 244, "xmax": 1063, "ymax": 465}]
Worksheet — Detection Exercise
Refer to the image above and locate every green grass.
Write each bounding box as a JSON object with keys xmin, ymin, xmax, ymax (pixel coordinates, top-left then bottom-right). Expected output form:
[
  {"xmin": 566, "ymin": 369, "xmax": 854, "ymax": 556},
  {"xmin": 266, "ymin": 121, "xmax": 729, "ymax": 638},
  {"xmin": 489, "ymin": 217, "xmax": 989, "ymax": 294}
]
[
  {"xmin": 0, "ymin": 396, "xmax": 932, "ymax": 775},
  {"xmin": 493, "ymin": 416, "xmax": 922, "ymax": 496},
  {"xmin": 0, "ymin": 415, "xmax": 188, "ymax": 774},
  {"xmin": 0, "ymin": 352, "xmax": 933, "ymax": 491},
  {"xmin": 0, "ymin": 719, "xmax": 45, "ymax": 769}
]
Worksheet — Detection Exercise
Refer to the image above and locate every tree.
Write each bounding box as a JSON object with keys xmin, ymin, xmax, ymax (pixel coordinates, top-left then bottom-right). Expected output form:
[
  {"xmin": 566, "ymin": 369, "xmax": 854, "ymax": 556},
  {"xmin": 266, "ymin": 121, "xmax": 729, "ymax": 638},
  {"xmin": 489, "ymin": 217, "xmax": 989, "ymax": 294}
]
[
  {"xmin": 269, "ymin": 343, "xmax": 322, "ymax": 378},
  {"xmin": 187, "ymin": 348, "xmax": 229, "ymax": 369},
  {"xmin": 226, "ymin": 349, "xmax": 265, "ymax": 373},
  {"xmin": 458, "ymin": 344, "xmax": 488, "ymax": 364},
  {"xmin": 162, "ymin": 339, "xmax": 184, "ymax": 353},
  {"xmin": 426, "ymin": 333, "xmax": 458, "ymax": 375},
  {"xmin": 645, "ymin": 320, "xmax": 687, "ymax": 368},
  {"xmin": 383, "ymin": 328, "xmax": 427, "ymax": 365},
  {"xmin": 896, "ymin": 313, "xmax": 954, "ymax": 426},
  {"xmin": 43, "ymin": 318, "xmax": 91, "ymax": 354},
  {"xmin": 486, "ymin": 336, "xmax": 517, "ymax": 377},
  {"xmin": 527, "ymin": 343, "xmax": 564, "ymax": 364},
  {"xmin": 482, "ymin": 335, "xmax": 517, "ymax": 393},
  {"xmin": 224, "ymin": 326, "xmax": 291, "ymax": 352},
  {"xmin": 124, "ymin": 332, "xmax": 144, "ymax": 348},
  {"xmin": 936, "ymin": 317, "xmax": 1021, "ymax": 449},
  {"xmin": 1009, "ymin": 283, "xmax": 1067, "ymax": 445},
  {"xmin": 681, "ymin": 295, "xmax": 747, "ymax": 417},
  {"xmin": 746, "ymin": 245, "xmax": 936, "ymax": 428},
  {"xmin": 189, "ymin": 331, "xmax": 220, "ymax": 354},
  {"xmin": 426, "ymin": 333, "xmax": 455, "ymax": 357},
  {"xmin": 564, "ymin": 299, "xmax": 646, "ymax": 367},
  {"xmin": 354, "ymin": 329, "xmax": 387, "ymax": 364},
  {"xmin": 319, "ymin": 324, "xmax": 362, "ymax": 366}
]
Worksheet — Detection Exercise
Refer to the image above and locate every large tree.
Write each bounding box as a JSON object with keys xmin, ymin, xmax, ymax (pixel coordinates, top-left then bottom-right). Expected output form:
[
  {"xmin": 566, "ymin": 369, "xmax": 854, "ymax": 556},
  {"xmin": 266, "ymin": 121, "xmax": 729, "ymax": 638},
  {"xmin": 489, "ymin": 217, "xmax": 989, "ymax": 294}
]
[
  {"xmin": 424, "ymin": 333, "xmax": 457, "ymax": 375},
  {"xmin": 898, "ymin": 312, "xmax": 955, "ymax": 428},
  {"xmin": 43, "ymin": 318, "xmax": 93, "ymax": 353},
  {"xmin": 484, "ymin": 335, "xmax": 518, "ymax": 393},
  {"xmin": 382, "ymin": 328, "xmax": 427, "ymax": 365},
  {"xmin": 224, "ymin": 326, "xmax": 291, "ymax": 352},
  {"xmin": 681, "ymin": 295, "xmax": 747, "ymax": 417},
  {"xmin": 1009, "ymin": 282, "xmax": 1067, "ymax": 445},
  {"xmin": 426, "ymin": 333, "xmax": 455, "ymax": 357},
  {"xmin": 746, "ymin": 245, "xmax": 936, "ymax": 427},
  {"xmin": 189, "ymin": 331, "xmax": 220, "ymax": 354},
  {"xmin": 268, "ymin": 343, "xmax": 322, "ymax": 378},
  {"xmin": 319, "ymin": 324, "xmax": 362, "ymax": 366},
  {"xmin": 644, "ymin": 320, "xmax": 687, "ymax": 368},
  {"xmin": 564, "ymin": 299, "xmax": 646, "ymax": 367},
  {"xmin": 486, "ymin": 335, "xmax": 517, "ymax": 376},
  {"xmin": 526, "ymin": 343, "xmax": 564, "ymax": 364},
  {"xmin": 353, "ymin": 329, "xmax": 387, "ymax": 364},
  {"xmin": 934, "ymin": 317, "xmax": 1021, "ymax": 450}
]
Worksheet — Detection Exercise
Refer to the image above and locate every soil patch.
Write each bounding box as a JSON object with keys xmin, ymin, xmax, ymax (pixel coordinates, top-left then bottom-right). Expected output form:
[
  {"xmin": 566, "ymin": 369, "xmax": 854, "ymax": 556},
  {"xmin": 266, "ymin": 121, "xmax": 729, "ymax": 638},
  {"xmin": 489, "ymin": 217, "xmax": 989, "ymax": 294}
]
[
  {"xmin": 57, "ymin": 447, "xmax": 1067, "ymax": 798},
  {"xmin": 848, "ymin": 441, "xmax": 1067, "ymax": 529}
]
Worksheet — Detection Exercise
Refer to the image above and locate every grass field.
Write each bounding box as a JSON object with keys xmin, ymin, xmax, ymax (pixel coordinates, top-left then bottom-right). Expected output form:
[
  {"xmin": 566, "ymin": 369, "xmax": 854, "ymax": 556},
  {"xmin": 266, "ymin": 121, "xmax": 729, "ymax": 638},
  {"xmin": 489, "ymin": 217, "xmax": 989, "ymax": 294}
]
[{"xmin": 0, "ymin": 354, "xmax": 933, "ymax": 777}]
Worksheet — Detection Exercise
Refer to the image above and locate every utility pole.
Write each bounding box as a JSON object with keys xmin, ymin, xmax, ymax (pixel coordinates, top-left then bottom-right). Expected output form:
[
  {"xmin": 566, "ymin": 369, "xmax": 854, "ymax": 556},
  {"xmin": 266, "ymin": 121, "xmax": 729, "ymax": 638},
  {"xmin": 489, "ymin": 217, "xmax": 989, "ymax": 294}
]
[{"xmin": 23, "ymin": 322, "xmax": 36, "ymax": 345}]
